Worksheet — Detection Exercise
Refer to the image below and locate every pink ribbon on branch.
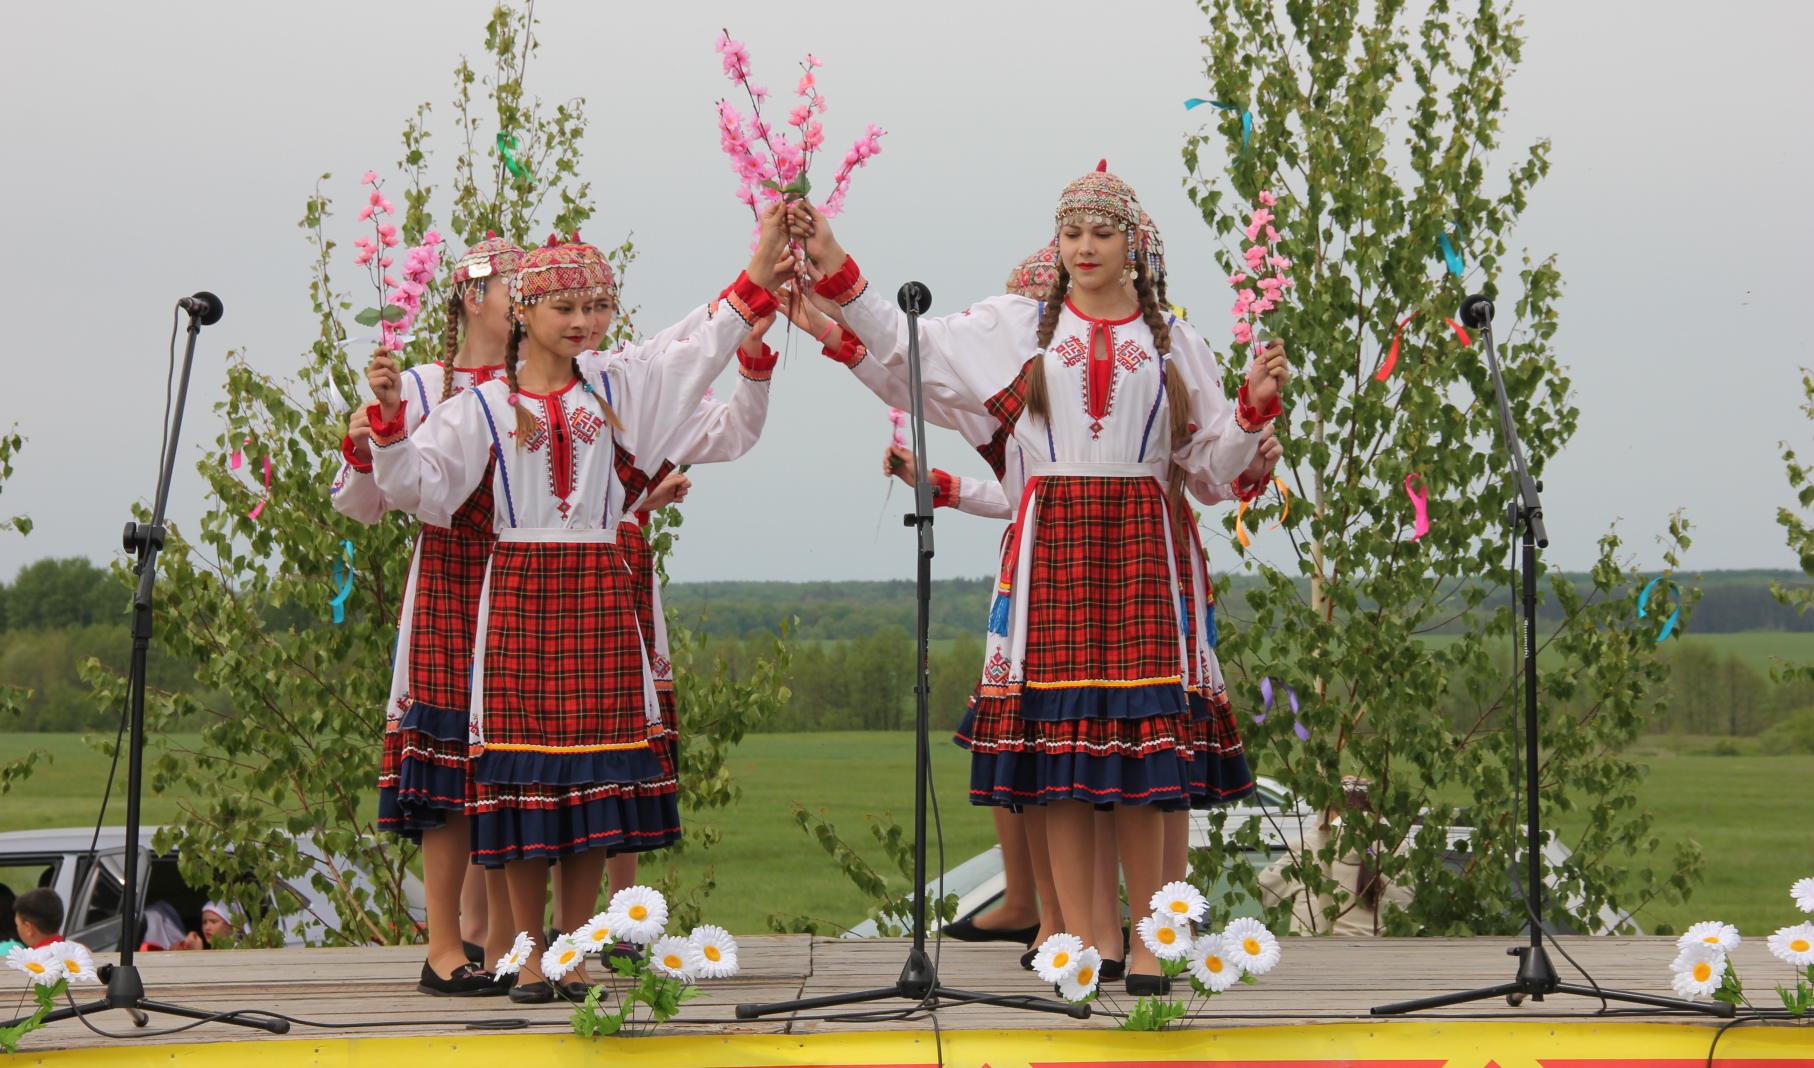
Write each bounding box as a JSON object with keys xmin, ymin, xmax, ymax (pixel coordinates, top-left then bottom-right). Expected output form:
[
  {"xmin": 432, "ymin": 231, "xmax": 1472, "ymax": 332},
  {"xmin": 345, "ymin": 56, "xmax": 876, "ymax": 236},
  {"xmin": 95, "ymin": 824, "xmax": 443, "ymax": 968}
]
[{"xmin": 1405, "ymin": 473, "xmax": 1430, "ymax": 541}]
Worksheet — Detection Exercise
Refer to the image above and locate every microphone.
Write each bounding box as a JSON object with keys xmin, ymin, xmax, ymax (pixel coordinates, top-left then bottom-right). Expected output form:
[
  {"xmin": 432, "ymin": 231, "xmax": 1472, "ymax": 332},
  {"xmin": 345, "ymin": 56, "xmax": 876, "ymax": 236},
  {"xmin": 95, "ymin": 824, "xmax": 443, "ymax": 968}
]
[
  {"xmin": 177, "ymin": 291, "xmax": 224, "ymax": 327},
  {"xmin": 1459, "ymin": 293, "xmax": 1494, "ymax": 330},
  {"xmin": 897, "ymin": 282, "xmax": 932, "ymax": 316}
]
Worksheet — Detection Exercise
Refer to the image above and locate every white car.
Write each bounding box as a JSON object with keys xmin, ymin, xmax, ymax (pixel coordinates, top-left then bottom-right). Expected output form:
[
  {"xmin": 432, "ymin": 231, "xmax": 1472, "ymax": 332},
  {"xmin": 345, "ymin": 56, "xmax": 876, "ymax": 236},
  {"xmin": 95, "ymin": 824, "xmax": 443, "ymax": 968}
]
[
  {"xmin": 847, "ymin": 777, "xmax": 1631, "ymax": 937},
  {"xmin": 0, "ymin": 826, "xmax": 426, "ymax": 950}
]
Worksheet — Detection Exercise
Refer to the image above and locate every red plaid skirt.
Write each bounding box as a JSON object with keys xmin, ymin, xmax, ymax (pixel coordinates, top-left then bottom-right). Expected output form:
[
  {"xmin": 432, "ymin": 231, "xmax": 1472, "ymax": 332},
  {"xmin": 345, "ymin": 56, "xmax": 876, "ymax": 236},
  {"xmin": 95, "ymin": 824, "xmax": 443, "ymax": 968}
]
[
  {"xmin": 1173, "ymin": 508, "xmax": 1253, "ymax": 806},
  {"xmin": 377, "ymin": 465, "xmax": 496, "ymax": 840},
  {"xmin": 615, "ymin": 519, "xmax": 677, "ymax": 776},
  {"xmin": 1020, "ymin": 476, "xmax": 1188, "ymax": 722},
  {"xmin": 469, "ymin": 539, "xmax": 678, "ymax": 864}
]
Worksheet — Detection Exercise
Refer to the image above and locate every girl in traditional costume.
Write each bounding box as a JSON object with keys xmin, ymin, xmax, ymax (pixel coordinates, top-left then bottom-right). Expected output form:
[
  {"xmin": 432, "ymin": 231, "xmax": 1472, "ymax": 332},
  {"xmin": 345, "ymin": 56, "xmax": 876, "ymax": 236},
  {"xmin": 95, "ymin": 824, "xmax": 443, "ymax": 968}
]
[
  {"xmin": 334, "ymin": 234, "xmax": 522, "ymax": 997},
  {"xmin": 786, "ymin": 165, "xmax": 1289, "ymax": 991},
  {"xmin": 369, "ymin": 208, "xmax": 790, "ymax": 1001}
]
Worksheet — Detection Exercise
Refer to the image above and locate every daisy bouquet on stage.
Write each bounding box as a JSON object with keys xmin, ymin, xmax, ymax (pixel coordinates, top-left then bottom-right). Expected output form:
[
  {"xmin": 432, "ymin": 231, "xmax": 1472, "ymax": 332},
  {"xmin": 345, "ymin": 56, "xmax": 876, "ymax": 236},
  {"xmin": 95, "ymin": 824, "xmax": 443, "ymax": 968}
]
[
  {"xmin": 1665, "ymin": 877, "xmax": 1814, "ymax": 1016},
  {"xmin": 348, "ymin": 170, "xmax": 443, "ymax": 353},
  {"xmin": 1, "ymin": 942, "xmax": 100, "ymax": 1052},
  {"xmin": 712, "ymin": 31, "xmax": 885, "ymax": 242},
  {"xmin": 1028, "ymin": 882, "xmax": 1284, "ymax": 1030},
  {"xmin": 496, "ymin": 885, "xmax": 741, "ymax": 1038}
]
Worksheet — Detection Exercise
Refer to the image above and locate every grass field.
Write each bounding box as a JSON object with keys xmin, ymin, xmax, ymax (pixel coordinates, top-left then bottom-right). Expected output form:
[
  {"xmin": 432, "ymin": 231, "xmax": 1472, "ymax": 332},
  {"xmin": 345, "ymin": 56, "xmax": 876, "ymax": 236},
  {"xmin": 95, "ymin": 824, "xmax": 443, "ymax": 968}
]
[{"xmin": 0, "ymin": 732, "xmax": 1807, "ymax": 937}]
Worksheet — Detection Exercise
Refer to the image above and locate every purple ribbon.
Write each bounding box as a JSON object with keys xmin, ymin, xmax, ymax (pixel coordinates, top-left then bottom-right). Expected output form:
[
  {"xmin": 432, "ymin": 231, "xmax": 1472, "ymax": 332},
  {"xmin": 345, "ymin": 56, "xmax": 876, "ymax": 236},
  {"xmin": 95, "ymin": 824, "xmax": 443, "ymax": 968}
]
[{"xmin": 1259, "ymin": 676, "xmax": 1308, "ymax": 739}]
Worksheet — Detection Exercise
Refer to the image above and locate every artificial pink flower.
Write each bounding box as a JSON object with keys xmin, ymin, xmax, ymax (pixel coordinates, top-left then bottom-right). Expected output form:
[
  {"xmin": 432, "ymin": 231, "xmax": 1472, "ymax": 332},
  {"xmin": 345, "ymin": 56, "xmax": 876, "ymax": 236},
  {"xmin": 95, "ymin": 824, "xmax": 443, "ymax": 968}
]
[
  {"xmin": 353, "ymin": 248, "xmax": 373, "ymax": 266},
  {"xmin": 1226, "ymin": 272, "xmax": 1247, "ymax": 285},
  {"xmin": 814, "ymin": 95, "xmax": 828, "ymax": 112},
  {"xmin": 1265, "ymin": 225, "xmax": 1279, "ymax": 242},
  {"xmin": 357, "ymin": 206, "xmax": 373, "ymax": 222},
  {"xmin": 1251, "ymin": 297, "xmax": 1275, "ymax": 313},
  {"xmin": 361, "ymin": 170, "xmax": 379, "ymax": 185},
  {"xmin": 368, "ymin": 191, "xmax": 383, "ymax": 206},
  {"xmin": 382, "ymin": 274, "xmax": 400, "ymax": 289},
  {"xmin": 797, "ymin": 72, "xmax": 815, "ymax": 95},
  {"xmin": 1232, "ymin": 321, "xmax": 1253, "ymax": 343},
  {"xmin": 377, "ymin": 223, "xmax": 397, "ymax": 238},
  {"xmin": 1258, "ymin": 190, "xmax": 1277, "ymax": 207},
  {"xmin": 380, "ymin": 257, "xmax": 394, "ymax": 268},
  {"xmin": 806, "ymin": 54, "xmax": 822, "ymax": 67},
  {"xmin": 788, "ymin": 105, "xmax": 811, "ymax": 127},
  {"xmin": 1244, "ymin": 221, "xmax": 1263, "ymax": 241},
  {"xmin": 751, "ymin": 85, "xmax": 769, "ymax": 101},
  {"xmin": 1269, "ymin": 255, "xmax": 1292, "ymax": 270},
  {"xmin": 1248, "ymin": 208, "xmax": 1273, "ymax": 228}
]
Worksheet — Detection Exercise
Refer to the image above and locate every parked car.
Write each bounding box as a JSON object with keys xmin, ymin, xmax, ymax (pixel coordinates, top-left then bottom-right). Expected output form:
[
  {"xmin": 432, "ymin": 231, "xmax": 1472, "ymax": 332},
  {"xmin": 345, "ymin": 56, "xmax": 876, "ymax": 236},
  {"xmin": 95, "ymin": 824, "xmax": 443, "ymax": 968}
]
[
  {"xmin": 0, "ymin": 827, "xmax": 426, "ymax": 950},
  {"xmin": 846, "ymin": 776, "xmax": 1631, "ymax": 937}
]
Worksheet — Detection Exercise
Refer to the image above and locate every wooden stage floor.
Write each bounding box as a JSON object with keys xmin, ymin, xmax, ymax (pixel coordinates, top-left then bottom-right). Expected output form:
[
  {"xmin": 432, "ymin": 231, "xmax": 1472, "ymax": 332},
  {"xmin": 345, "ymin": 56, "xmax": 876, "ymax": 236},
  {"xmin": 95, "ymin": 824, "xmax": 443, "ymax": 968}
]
[{"xmin": 3, "ymin": 933, "xmax": 1785, "ymax": 1054}]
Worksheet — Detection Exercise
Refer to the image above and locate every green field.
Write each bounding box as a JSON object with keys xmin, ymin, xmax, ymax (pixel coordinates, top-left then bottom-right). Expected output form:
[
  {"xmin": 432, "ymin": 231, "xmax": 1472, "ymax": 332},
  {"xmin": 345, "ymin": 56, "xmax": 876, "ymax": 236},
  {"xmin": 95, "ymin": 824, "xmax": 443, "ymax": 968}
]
[{"xmin": 1, "ymin": 732, "xmax": 1808, "ymax": 937}]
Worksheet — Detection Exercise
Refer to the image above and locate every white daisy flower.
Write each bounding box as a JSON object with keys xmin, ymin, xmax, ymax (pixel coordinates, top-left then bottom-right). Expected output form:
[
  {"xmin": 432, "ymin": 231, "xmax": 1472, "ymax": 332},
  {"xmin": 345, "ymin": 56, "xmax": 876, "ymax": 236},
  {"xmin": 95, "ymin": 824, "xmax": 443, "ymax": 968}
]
[
  {"xmin": 1670, "ymin": 942, "xmax": 1728, "ymax": 1000},
  {"xmin": 1792, "ymin": 878, "xmax": 1814, "ymax": 914},
  {"xmin": 1057, "ymin": 946, "xmax": 1102, "ymax": 1003},
  {"xmin": 1677, "ymin": 921, "xmax": 1742, "ymax": 953},
  {"xmin": 606, "ymin": 885, "xmax": 668, "ymax": 943},
  {"xmin": 1222, "ymin": 917, "xmax": 1282, "ymax": 976},
  {"xmin": 688, "ymin": 925, "xmax": 739, "ymax": 979},
  {"xmin": 1150, "ymin": 881, "xmax": 1208, "ymax": 922},
  {"xmin": 572, "ymin": 913, "xmax": 617, "ymax": 955},
  {"xmin": 1188, "ymin": 932, "xmax": 1244, "ymax": 993},
  {"xmin": 1768, "ymin": 923, "xmax": 1814, "ymax": 967},
  {"xmin": 1136, "ymin": 912, "xmax": 1194, "ymax": 961},
  {"xmin": 5, "ymin": 945, "xmax": 60, "ymax": 988},
  {"xmin": 541, "ymin": 937, "xmax": 586, "ymax": 982},
  {"xmin": 49, "ymin": 942, "xmax": 99, "ymax": 985},
  {"xmin": 494, "ymin": 931, "xmax": 534, "ymax": 977},
  {"xmin": 1032, "ymin": 933, "xmax": 1085, "ymax": 983},
  {"xmin": 649, "ymin": 935, "xmax": 696, "ymax": 980}
]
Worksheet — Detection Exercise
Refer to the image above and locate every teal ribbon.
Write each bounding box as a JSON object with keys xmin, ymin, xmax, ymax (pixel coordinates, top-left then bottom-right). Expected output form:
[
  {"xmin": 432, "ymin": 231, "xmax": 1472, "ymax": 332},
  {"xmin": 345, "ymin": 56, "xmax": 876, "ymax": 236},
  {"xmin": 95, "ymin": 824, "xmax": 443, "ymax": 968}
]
[
  {"xmin": 1184, "ymin": 99, "xmax": 1252, "ymax": 160},
  {"xmin": 496, "ymin": 132, "xmax": 533, "ymax": 186},
  {"xmin": 1637, "ymin": 576, "xmax": 1682, "ymax": 642},
  {"xmin": 329, "ymin": 540, "xmax": 355, "ymax": 624},
  {"xmin": 1440, "ymin": 222, "xmax": 1467, "ymax": 278}
]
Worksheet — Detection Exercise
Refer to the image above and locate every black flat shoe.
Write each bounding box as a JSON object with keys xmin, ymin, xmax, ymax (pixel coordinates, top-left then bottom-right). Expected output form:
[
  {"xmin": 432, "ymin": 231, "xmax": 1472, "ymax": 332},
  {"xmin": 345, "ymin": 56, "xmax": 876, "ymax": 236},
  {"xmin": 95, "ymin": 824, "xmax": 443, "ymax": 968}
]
[
  {"xmin": 1020, "ymin": 948, "xmax": 1038, "ymax": 971},
  {"xmin": 1100, "ymin": 957, "xmax": 1126, "ymax": 981},
  {"xmin": 1124, "ymin": 973, "xmax": 1172, "ymax": 996},
  {"xmin": 560, "ymin": 980, "xmax": 604, "ymax": 1001},
  {"xmin": 417, "ymin": 961, "xmax": 500, "ymax": 997},
  {"xmin": 508, "ymin": 980, "xmax": 556, "ymax": 1004},
  {"xmin": 942, "ymin": 915, "xmax": 1041, "ymax": 944}
]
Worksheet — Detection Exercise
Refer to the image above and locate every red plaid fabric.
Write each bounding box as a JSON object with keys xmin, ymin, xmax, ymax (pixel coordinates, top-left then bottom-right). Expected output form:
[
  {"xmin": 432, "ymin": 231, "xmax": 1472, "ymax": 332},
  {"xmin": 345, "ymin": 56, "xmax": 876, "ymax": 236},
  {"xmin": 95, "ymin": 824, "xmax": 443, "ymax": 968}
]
[
  {"xmin": 379, "ymin": 724, "xmax": 403, "ymax": 791},
  {"xmin": 474, "ymin": 541, "xmax": 651, "ymax": 754},
  {"xmin": 406, "ymin": 460, "xmax": 498, "ymax": 711},
  {"xmin": 1023, "ymin": 476, "xmax": 1181, "ymax": 687},
  {"xmin": 984, "ymin": 361, "xmax": 1034, "ymax": 433},
  {"xmin": 615, "ymin": 520, "xmax": 679, "ymax": 773},
  {"xmin": 613, "ymin": 444, "xmax": 652, "ymax": 512},
  {"xmin": 975, "ymin": 427, "xmax": 1009, "ymax": 481}
]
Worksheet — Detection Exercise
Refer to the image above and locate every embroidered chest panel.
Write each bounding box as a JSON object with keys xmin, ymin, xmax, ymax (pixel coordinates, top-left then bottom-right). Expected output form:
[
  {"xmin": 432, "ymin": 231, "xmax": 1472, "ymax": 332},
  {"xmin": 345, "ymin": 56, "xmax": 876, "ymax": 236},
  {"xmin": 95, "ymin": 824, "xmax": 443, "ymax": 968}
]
[
  {"xmin": 522, "ymin": 392, "xmax": 609, "ymax": 518},
  {"xmin": 1053, "ymin": 324, "xmax": 1154, "ymax": 439}
]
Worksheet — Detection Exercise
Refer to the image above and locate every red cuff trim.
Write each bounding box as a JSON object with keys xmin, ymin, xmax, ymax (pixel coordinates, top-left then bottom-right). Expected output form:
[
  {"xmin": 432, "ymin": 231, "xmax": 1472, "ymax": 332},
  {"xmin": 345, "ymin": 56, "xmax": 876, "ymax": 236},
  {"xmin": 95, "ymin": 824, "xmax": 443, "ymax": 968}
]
[
  {"xmin": 931, "ymin": 468, "xmax": 958, "ymax": 509},
  {"xmin": 1233, "ymin": 472, "xmax": 1268, "ymax": 502},
  {"xmin": 721, "ymin": 270, "xmax": 778, "ymax": 324},
  {"xmin": 634, "ymin": 510, "xmax": 651, "ymax": 526},
  {"xmin": 738, "ymin": 342, "xmax": 778, "ymax": 380},
  {"xmin": 368, "ymin": 402, "xmax": 409, "ymax": 446},
  {"xmin": 1235, "ymin": 382, "xmax": 1281, "ymax": 432},
  {"xmin": 340, "ymin": 434, "xmax": 373, "ymax": 474},
  {"xmin": 823, "ymin": 330, "xmax": 865, "ymax": 368},
  {"xmin": 814, "ymin": 256, "xmax": 866, "ymax": 306}
]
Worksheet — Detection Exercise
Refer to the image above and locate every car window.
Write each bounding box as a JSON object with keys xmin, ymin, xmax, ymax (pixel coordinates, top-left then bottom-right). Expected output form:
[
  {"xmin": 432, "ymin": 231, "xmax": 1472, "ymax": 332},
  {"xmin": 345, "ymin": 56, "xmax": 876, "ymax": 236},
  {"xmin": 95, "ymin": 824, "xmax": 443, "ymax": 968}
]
[{"xmin": 81, "ymin": 853, "xmax": 128, "ymax": 927}]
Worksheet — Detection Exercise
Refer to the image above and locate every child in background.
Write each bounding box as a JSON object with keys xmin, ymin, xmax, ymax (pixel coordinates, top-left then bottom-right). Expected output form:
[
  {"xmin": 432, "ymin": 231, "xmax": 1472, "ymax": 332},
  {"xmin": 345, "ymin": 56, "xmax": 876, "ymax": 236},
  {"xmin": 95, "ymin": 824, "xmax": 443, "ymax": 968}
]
[{"xmin": 13, "ymin": 888, "xmax": 65, "ymax": 949}]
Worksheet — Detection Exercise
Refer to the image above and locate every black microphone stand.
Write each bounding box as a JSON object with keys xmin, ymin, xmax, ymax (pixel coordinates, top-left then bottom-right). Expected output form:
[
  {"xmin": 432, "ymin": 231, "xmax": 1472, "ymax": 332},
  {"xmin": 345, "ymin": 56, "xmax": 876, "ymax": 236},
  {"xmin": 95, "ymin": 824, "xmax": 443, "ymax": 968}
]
[
  {"xmin": 1, "ymin": 294, "xmax": 289, "ymax": 1037},
  {"xmin": 1371, "ymin": 295, "xmax": 1728, "ymax": 1019},
  {"xmin": 735, "ymin": 282, "xmax": 1084, "ymax": 1024}
]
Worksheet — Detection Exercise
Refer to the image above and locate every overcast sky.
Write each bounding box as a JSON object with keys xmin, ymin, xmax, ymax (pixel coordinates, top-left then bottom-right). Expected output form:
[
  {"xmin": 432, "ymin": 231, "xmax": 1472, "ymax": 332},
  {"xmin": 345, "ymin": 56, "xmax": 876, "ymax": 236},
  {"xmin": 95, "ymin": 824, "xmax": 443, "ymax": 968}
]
[{"xmin": 1, "ymin": 1, "xmax": 1809, "ymax": 586}]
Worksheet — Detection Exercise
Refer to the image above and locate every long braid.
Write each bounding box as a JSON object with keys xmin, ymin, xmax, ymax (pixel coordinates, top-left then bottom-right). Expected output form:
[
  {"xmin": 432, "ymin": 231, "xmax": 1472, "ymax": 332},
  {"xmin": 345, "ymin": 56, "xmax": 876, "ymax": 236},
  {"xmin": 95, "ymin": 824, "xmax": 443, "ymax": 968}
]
[
  {"xmin": 503, "ymin": 315, "xmax": 534, "ymax": 444},
  {"xmin": 440, "ymin": 291, "xmax": 463, "ymax": 405},
  {"xmin": 1025, "ymin": 263, "xmax": 1070, "ymax": 425},
  {"xmin": 572, "ymin": 357, "xmax": 624, "ymax": 431}
]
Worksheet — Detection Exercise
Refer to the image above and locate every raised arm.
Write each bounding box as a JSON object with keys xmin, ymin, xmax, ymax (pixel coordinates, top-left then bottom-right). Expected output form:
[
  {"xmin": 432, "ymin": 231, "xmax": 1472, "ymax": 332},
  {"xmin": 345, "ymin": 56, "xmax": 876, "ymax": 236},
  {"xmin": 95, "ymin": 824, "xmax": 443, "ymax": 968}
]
[
  {"xmin": 663, "ymin": 325, "xmax": 778, "ymax": 466},
  {"xmin": 368, "ymin": 384, "xmax": 499, "ymax": 523},
  {"xmin": 1168, "ymin": 319, "xmax": 1282, "ymax": 487}
]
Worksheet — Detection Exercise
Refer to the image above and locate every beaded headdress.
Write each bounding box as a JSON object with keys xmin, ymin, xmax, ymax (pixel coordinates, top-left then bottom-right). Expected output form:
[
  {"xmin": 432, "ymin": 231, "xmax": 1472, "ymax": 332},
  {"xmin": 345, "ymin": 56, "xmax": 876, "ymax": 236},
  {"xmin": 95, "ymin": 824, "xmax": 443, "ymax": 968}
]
[
  {"xmin": 1137, "ymin": 211, "xmax": 1166, "ymax": 286},
  {"xmin": 559, "ymin": 231, "xmax": 619, "ymax": 307},
  {"xmin": 511, "ymin": 234, "xmax": 612, "ymax": 307},
  {"xmin": 1054, "ymin": 160, "xmax": 1143, "ymax": 268},
  {"xmin": 451, "ymin": 232, "xmax": 524, "ymax": 297},
  {"xmin": 1005, "ymin": 243, "xmax": 1059, "ymax": 300}
]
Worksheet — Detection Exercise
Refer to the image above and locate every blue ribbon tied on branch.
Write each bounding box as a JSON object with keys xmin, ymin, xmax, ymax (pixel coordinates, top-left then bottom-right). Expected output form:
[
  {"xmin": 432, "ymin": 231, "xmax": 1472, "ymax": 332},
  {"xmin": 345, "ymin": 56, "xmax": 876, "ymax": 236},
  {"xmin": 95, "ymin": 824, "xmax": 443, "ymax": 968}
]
[
  {"xmin": 1636, "ymin": 576, "xmax": 1682, "ymax": 643},
  {"xmin": 1184, "ymin": 99, "xmax": 1253, "ymax": 160},
  {"xmin": 329, "ymin": 540, "xmax": 355, "ymax": 624},
  {"xmin": 1440, "ymin": 220, "xmax": 1467, "ymax": 278},
  {"xmin": 497, "ymin": 132, "xmax": 533, "ymax": 185}
]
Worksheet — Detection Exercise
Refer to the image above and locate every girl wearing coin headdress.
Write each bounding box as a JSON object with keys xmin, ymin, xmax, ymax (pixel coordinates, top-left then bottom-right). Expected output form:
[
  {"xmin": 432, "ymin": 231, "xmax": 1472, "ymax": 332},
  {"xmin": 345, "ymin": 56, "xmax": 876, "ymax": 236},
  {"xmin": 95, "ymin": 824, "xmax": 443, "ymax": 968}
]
[
  {"xmin": 334, "ymin": 233, "xmax": 523, "ymax": 997},
  {"xmin": 368, "ymin": 206, "xmax": 792, "ymax": 1001},
  {"xmin": 786, "ymin": 164, "xmax": 1289, "ymax": 992}
]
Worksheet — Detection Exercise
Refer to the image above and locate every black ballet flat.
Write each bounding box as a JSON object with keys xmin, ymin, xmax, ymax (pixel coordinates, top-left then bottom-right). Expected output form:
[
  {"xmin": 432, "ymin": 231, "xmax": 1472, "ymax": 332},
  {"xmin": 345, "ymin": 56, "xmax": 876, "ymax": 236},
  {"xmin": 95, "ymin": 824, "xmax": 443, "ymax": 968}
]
[
  {"xmin": 942, "ymin": 915, "xmax": 1041, "ymax": 945},
  {"xmin": 1019, "ymin": 947, "xmax": 1039, "ymax": 971},
  {"xmin": 417, "ymin": 960, "xmax": 502, "ymax": 997},
  {"xmin": 560, "ymin": 980, "xmax": 605, "ymax": 1001},
  {"xmin": 1099, "ymin": 957, "xmax": 1126, "ymax": 981},
  {"xmin": 508, "ymin": 980, "xmax": 556, "ymax": 1004},
  {"xmin": 1124, "ymin": 973, "xmax": 1172, "ymax": 997},
  {"xmin": 462, "ymin": 940, "xmax": 486, "ymax": 964}
]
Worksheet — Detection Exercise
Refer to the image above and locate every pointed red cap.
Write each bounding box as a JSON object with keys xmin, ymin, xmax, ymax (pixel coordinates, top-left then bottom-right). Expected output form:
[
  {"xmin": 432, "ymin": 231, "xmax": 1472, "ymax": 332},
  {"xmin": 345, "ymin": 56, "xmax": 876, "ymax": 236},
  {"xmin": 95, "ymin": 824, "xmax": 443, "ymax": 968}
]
[{"xmin": 1096, "ymin": 159, "xmax": 1108, "ymax": 172}]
